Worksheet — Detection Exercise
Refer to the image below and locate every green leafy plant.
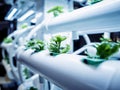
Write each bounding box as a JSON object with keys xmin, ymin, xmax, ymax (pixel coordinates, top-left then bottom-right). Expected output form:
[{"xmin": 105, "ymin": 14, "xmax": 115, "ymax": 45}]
[
  {"xmin": 48, "ymin": 35, "xmax": 70, "ymax": 56},
  {"xmin": 83, "ymin": 36, "xmax": 120, "ymax": 65},
  {"xmin": 25, "ymin": 39, "xmax": 45, "ymax": 53},
  {"xmin": 3, "ymin": 37, "xmax": 13, "ymax": 43},
  {"xmin": 96, "ymin": 37, "xmax": 120, "ymax": 59},
  {"xmin": 47, "ymin": 6, "xmax": 64, "ymax": 17},
  {"xmin": 86, "ymin": 37, "xmax": 120, "ymax": 60}
]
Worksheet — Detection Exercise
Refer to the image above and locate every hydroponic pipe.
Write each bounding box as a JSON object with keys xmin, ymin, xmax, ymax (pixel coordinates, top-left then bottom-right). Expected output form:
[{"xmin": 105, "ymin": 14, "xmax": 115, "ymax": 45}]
[
  {"xmin": 0, "ymin": 26, "xmax": 34, "ymax": 81},
  {"xmin": 44, "ymin": 0, "xmax": 120, "ymax": 34},
  {"xmin": 16, "ymin": 49, "xmax": 120, "ymax": 90}
]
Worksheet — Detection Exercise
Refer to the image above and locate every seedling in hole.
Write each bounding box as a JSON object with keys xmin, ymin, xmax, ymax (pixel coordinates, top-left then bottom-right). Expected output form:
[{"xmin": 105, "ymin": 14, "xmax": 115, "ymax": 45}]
[
  {"xmin": 25, "ymin": 39, "xmax": 45, "ymax": 53},
  {"xmin": 86, "ymin": 36, "xmax": 120, "ymax": 60},
  {"xmin": 48, "ymin": 35, "xmax": 70, "ymax": 56}
]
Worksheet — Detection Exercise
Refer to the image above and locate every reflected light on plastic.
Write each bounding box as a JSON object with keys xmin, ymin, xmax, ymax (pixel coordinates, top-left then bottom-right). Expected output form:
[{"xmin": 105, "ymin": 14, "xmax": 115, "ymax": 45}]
[
  {"xmin": 18, "ymin": 10, "xmax": 35, "ymax": 21},
  {"xmin": 7, "ymin": 8, "xmax": 17, "ymax": 20}
]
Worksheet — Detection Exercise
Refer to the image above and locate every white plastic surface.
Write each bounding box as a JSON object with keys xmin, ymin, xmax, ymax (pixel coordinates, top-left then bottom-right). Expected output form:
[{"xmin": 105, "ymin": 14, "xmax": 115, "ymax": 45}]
[
  {"xmin": 17, "ymin": 74, "xmax": 40, "ymax": 90},
  {"xmin": 0, "ymin": 26, "xmax": 34, "ymax": 82},
  {"xmin": 16, "ymin": 48, "xmax": 120, "ymax": 90},
  {"xmin": 44, "ymin": 0, "xmax": 120, "ymax": 34}
]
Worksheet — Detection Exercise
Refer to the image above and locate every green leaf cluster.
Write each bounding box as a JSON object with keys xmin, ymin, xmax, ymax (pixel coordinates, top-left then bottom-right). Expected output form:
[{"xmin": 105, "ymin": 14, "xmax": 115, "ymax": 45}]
[
  {"xmin": 25, "ymin": 39, "xmax": 45, "ymax": 52},
  {"xmin": 3, "ymin": 37, "xmax": 13, "ymax": 43},
  {"xmin": 96, "ymin": 37, "xmax": 120, "ymax": 59},
  {"xmin": 47, "ymin": 6, "xmax": 64, "ymax": 17},
  {"xmin": 24, "ymin": 35, "xmax": 70, "ymax": 55},
  {"xmin": 48, "ymin": 35, "xmax": 70, "ymax": 55}
]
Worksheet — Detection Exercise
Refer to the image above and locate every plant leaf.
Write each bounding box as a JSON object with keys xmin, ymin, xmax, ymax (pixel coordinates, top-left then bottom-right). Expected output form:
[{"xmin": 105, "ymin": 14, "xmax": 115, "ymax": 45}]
[{"xmin": 61, "ymin": 44, "xmax": 70, "ymax": 53}]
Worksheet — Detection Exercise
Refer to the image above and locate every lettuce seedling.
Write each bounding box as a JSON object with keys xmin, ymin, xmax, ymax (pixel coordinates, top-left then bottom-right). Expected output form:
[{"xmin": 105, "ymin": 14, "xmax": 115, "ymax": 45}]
[
  {"xmin": 86, "ymin": 36, "xmax": 120, "ymax": 60},
  {"xmin": 96, "ymin": 37, "xmax": 120, "ymax": 59},
  {"xmin": 25, "ymin": 39, "xmax": 45, "ymax": 52},
  {"xmin": 48, "ymin": 35, "xmax": 70, "ymax": 56}
]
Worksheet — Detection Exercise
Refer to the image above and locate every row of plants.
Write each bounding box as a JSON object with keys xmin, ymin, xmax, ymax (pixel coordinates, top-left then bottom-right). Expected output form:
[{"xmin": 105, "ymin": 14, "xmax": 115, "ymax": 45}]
[
  {"xmin": 24, "ymin": 35, "xmax": 70, "ymax": 56},
  {"xmin": 22, "ymin": 35, "xmax": 120, "ymax": 88},
  {"xmin": 24, "ymin": 34, "xmax": 120, "ymax": 65}
]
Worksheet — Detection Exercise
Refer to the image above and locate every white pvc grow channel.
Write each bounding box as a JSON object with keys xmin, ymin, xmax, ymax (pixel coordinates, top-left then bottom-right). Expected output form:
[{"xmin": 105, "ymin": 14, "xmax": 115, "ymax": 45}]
[
  {"xmin": 16, "ymin": 49, "xmax": 120, "ymax": 90},
  {"xmin": 44, "ymin": 0, "xmax": 120, "ymax": 34}
]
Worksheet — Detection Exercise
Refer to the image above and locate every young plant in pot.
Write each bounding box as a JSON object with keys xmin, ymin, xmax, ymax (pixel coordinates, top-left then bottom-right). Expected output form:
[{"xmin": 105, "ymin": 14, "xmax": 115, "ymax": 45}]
[
  {"xmin": 83, "ymin": 37, "xmax": 120, "ymax": 65},
  {"xmin": 48, "ymin": 35, "xmax": 70, "ymax": 56},
  {"xmin": 25, "ymin": 39, "xmax": 45, "ymax": 53}
]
